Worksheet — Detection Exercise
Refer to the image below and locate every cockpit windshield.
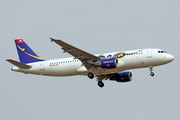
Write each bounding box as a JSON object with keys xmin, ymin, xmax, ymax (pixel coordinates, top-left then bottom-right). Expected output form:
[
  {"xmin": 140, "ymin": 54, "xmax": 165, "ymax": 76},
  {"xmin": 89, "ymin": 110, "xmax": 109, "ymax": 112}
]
[{"xmin": 158, "ymin": 51, "xmax": 167, "ymax": 53}]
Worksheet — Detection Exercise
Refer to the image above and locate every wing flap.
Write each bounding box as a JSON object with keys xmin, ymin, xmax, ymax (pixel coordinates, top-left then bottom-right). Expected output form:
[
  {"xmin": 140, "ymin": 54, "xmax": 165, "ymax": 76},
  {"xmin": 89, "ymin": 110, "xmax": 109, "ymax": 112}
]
[{"xmin": 6, "ymin": 59, "xmax": 31, "ymax": 68}]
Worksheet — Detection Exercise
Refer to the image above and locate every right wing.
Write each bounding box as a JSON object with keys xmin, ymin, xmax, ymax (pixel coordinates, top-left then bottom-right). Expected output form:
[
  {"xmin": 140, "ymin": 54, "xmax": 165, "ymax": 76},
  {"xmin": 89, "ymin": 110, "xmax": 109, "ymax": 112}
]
[{"xmin": 51, "ymin": 38, "xmax": 100, "ymax": 69}]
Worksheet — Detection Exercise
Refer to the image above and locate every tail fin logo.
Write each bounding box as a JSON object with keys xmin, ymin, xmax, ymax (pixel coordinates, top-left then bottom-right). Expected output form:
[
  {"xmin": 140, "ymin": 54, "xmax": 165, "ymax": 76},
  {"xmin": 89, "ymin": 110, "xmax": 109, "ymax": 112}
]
[
  {"xmin": 15, "ymin": 39, "xmax": 44, "ymax": 64},
  {"xmin": 17, "ymin": 45, "xmax": 43, "ymax": 60},
  {"xmin": 17, "ymin": 45, "xmax": 25, "ymax": 51},
  {"xmin": 17, "ymin": 39, "xmax": 25, "ymax": 43},
  {"xmin": 24, "ymin": 52, "xmax": 43, "ymax": 60}
]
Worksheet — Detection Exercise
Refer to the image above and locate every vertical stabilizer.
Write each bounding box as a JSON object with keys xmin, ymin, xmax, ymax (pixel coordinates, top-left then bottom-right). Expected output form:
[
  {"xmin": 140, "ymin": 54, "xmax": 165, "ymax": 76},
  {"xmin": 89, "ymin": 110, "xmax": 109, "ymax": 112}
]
[{"xmin": 15, "ymin": 39, "xmax": 44, "ymax": 64}]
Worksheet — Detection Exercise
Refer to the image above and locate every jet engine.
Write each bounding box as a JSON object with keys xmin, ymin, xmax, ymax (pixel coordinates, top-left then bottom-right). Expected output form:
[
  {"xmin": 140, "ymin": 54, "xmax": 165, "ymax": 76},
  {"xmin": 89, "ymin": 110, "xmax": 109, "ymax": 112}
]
[
  {"xmin": 100, "ymin": 58, "xmax": 118, "ymax": 69},
  {"xmin": 110, "ymin": 72, "xmax": 132, "ymax": 82}
]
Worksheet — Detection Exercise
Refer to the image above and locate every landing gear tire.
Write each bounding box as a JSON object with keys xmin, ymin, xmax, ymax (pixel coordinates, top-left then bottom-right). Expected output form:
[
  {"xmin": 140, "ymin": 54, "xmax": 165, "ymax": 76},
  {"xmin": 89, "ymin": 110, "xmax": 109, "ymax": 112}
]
[
  {"xmin": 98, "ymin": 81, "xmax": 104, "ymax": 88},
  {"xmin": 149, "ymin": 67, "xmax": 154, "ymax": 77},
  {"xmin": 87, "ymin": 72, "xmax": 94, "ymax": 79},
  {"xmin": 150, "ymin": 72, "xmax": 154, "ymax": 77}
]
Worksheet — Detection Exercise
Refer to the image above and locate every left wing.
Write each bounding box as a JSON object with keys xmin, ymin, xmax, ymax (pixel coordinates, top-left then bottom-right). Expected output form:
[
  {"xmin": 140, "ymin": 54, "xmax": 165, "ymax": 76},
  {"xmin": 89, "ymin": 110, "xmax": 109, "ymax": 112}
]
[{"xmin": 50, "ymin": 38, "xmax": 100, "ymax": 69}]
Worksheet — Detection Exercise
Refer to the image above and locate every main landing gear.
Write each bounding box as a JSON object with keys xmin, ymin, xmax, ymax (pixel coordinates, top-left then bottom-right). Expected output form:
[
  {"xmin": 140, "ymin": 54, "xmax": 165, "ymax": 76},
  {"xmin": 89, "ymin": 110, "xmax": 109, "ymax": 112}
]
[
  {"xmin": 87, "ymin": 72, "xmax": 104, "ymax": 88},
  {"xmin": 149, "ymin": 66, "xmax": 155, "ymax": 77},
  {"xmin": 87, "ymin": 66, "xmax": 95, "ymax": 79},
  {"xmin": 87, "ymin": 72, "xmax": 94, "ymax": 79},
  {"xmin": 98, "ymin": 81, "xmax": 104, "ymax": 88}
]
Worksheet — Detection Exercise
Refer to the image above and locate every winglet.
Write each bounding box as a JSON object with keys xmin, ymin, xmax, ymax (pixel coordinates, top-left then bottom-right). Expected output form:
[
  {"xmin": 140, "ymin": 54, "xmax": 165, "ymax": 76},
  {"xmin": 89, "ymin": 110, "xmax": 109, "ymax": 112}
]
[{"xmin": 50, "ymin": 38, "xmax": 55, "ymax": 42}]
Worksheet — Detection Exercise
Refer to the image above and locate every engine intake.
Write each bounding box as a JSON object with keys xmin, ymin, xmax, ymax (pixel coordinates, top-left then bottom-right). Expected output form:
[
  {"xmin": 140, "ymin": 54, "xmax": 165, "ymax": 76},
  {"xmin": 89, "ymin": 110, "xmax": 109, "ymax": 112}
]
[{"xmin": 110, "ymin": 72, "xmax": 132, "ymax": 82}]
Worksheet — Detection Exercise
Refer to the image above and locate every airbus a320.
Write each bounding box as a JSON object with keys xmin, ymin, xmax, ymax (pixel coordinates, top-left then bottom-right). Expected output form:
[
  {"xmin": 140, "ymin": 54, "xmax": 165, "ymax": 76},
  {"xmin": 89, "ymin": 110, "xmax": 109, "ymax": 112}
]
[{"xmin": 6, "ymin": 38, "xmax": 174, "ymax": 88}]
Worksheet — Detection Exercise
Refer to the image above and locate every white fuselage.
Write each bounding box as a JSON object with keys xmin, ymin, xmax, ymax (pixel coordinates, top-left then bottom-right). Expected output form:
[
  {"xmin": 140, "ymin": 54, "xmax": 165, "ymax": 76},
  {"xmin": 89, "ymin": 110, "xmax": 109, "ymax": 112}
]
[{"xmin": 12, "ymin": 48, "xmax": 174, "ymax": 76}]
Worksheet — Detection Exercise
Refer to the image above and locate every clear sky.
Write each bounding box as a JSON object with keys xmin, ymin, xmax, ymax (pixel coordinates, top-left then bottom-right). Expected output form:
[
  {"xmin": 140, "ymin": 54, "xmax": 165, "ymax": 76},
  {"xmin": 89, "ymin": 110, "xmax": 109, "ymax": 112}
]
[{"xmin": 1, "ymin": 0, "xmax": 179, "ymax": 120}]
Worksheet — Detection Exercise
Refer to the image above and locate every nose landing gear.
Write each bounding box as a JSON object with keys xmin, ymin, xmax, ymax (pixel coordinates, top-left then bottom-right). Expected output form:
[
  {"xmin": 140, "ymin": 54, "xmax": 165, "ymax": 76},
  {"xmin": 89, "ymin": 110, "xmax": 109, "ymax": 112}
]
[
  {"xmin": 150, "ymin": 72, "xmax": 154, "ymax": 76},
  {"xmin": 149, "ymin": 67, "xmax": 154, "ymax": 76}
]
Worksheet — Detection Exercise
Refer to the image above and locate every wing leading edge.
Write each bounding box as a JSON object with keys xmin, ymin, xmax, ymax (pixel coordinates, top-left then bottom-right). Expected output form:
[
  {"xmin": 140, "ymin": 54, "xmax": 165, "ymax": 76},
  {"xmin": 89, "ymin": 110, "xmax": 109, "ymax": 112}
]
[{"xmin": 50, "ymin": 38, "xmax": 100, "ymax": 69}]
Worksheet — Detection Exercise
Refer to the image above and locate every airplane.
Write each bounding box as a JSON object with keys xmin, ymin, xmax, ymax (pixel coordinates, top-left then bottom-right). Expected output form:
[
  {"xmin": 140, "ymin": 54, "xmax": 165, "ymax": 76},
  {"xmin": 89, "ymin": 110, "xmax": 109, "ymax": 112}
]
[{"xmin": 6, "ymin": 38, "xmax": 174, "ymax": 88}]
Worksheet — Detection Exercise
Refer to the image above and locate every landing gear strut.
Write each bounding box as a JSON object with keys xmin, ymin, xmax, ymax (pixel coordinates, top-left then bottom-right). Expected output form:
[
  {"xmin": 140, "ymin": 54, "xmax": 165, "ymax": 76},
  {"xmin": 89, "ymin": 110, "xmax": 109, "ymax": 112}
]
[
  {"xmin": 98, "ymin": 81, "xmax": 104, "ymax": 88},
  {"xmin": 87, "ymin": 66, "xmax": 95, "ymax": 79},
  {"xmin": 149, "ymin": 67, "xmax": 154, "ymax": 76},
  {"xmin": 87, "ymin": 72, "xmax": 94, "ymax": 79}
]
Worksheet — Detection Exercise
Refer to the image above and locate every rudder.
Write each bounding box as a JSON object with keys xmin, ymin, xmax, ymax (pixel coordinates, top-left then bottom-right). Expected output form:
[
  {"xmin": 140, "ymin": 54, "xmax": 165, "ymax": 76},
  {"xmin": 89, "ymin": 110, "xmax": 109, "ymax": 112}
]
[{"xmin": 15, "ymin": 39, "xmax": 44, "ymax": 64}]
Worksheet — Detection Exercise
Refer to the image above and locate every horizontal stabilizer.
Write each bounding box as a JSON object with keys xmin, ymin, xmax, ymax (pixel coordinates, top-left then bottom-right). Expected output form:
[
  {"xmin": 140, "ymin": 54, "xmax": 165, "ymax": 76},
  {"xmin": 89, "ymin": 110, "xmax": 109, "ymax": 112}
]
[{"xmin": 6, "ymin": 59, "xmax": 31, "ymax": 68}]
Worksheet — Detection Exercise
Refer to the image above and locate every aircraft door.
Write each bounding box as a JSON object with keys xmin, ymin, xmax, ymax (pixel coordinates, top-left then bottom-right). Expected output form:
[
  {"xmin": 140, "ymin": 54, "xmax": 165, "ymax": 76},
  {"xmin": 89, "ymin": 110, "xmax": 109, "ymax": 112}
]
[
  {"xmin": 147, "ymin": 48, "xmax": 152, "ymax": 58},
  {"xmin": 40, "ymin": 62, "xmax": 45, "ymax": 71}
]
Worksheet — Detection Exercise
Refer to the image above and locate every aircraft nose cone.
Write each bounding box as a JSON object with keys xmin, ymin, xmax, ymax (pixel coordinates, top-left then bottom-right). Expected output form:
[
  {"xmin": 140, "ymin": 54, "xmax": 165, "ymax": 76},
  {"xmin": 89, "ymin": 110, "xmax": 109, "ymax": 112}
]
[{"xmin": 167, "ymin": 54, "xmax": 174, "ymax": 62}]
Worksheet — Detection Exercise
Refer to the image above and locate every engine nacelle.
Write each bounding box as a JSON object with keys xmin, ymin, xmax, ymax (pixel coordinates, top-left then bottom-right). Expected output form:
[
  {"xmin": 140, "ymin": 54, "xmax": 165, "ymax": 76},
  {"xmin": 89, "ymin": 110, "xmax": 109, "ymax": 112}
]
[
  {"xmin": 100, "ymin": 58, "xmax": 118, "ymax": 69},
  {"xmin": 110, "ymin": 72, "xmax": 132, "ymax": 82}
]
